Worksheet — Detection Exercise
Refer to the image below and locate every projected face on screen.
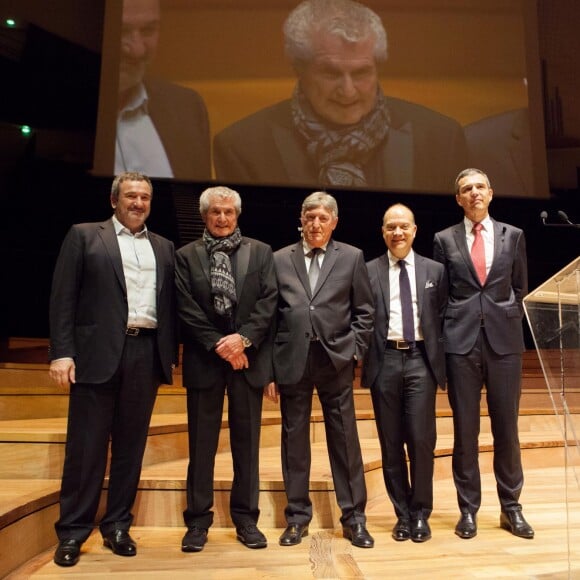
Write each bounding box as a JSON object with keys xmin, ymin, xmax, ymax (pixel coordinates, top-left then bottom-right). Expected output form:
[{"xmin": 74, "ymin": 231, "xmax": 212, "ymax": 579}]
[{"xmin": 98, "ymin": 0, "xmax": 542, "ymax": 197}]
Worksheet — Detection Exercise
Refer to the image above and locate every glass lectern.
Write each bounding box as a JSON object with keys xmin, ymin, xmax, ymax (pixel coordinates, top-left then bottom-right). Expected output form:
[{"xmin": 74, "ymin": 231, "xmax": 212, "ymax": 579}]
[{"xmin": 524, "ymin": 256, "xmax": 580, "ymax": 572}]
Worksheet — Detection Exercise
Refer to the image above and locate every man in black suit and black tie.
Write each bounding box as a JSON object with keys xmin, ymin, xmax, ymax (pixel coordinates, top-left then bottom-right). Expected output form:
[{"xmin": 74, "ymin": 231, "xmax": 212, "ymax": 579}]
[
  {"xmin": 175, "ymin": 186, "xmax": 277, "ymax": 552},
  {"xmin": 433, "ymin": 168, "xmax": 534, "ymax": 540},
  {"xmin": 49, "ymin": 172, "xmax": 177, "ymax": 566},
  {"xmin": 266, "ymin": 191, "xmax": 375, "ymax": 549},
  {"xmin": 362, "ymin": 204, "xmax": 447, "ymax": 543}
]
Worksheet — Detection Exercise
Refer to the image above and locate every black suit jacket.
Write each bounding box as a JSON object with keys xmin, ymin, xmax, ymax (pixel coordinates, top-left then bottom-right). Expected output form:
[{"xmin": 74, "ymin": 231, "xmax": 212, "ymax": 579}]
[
  {"xmin": 145, "ymin": 78, "xmax": 211, "ymax": 181},
  {"xmin": 175, "ymin": 236, "xmax": 277, "ymax": 389},
  {"xmin": 272, "ymin": 239, "xmax": 374, "ymax": 385},
  {"xmin": 433, "ymin": 219, "xmax": 528, "ymax": 355},
  {"xmin": 49, "ymin": 219, "xmax": 177, "ymax": 384},
  {"xmin": 214, "ymin": 97, "xmax": 467, "ymax": 193},
  {"xmin": 362, "ymin": 252, "xmax": 447, "ymax": 389}
]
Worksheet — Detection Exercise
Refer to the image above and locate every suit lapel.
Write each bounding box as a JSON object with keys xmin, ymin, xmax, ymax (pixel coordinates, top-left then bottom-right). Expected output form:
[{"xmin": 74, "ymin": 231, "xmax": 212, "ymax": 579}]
[
  {"xmin": 148, "ymin": 232, "xmax": 164, "ymax": 296},
  {"xmin": 98, "ymin": 219, "xmax": 126, "ymax": 292},
  {"xmin": 290, "ymin": 241, "xmax": 312, "ymax": 297},
  {"xmin": 452, "ymin": 222, "xmax": 480, "ymax": 284},
  {"xmin": 195, "ymin": 242, "xmax": 210, "ymax": 282},
  {"xmin": 313, "ymin": 239, "xmax": 338, "ymax": 298},
  {"xmin": 272, "ymin": 123, "xmax": 315, "ymax": 183},
  {"xmin": 487, "ymin": 219, "xmax": 504, "ymax": 281},
  {"xmin": 415, "ymin": 254, "xmax": 427, "ymax": 319},
  {"xmin": 376, "ymin": 254, "xmax": 391, "ymax": 317},
  {"xmin": 234, "ymin": 239, "xmax": 251, "ymax": 299},
  {"xmin": 381, "ymin": 118, "xmax": 414, "ymax": 189}
]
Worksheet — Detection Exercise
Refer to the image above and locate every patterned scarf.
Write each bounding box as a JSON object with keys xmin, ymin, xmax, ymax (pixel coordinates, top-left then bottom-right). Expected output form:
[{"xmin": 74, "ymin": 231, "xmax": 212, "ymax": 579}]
[
  {"xmin": 203, "ymin": 227, "xmax": 242, "ymax": 318},
  {"xmin": 291, "ymin": 85, "xmax": 390, "ymax": 187}
]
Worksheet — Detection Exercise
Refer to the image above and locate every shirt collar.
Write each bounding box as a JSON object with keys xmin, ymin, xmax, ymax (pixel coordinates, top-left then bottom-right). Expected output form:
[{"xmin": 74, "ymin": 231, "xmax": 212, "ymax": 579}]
[
  {"xmin": 464, "ymin": 214, "xmax": 492, "ymax": 232},
  {"xmin": 112, "ymin": 215, "xmax": 148, "ymax": 238},
  {"xmin": 302, "ymin": 241, "xmax": 328, "ymax": 255},
  {"xmin": 388, "ymin": 249, "xmax": 415, "ymax": 268},
  {"xmin": 119, "ymin": 83, "xmax": 149, "ymax": 115}
]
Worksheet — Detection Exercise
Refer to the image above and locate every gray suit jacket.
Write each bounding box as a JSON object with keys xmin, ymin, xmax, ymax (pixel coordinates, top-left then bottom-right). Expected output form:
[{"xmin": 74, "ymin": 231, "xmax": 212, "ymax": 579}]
[
  {"xmin": 175, "ymin": 236, "xmax": 277, "ymax": 389},
  {"xmin": 272, "ymin": 239, "xmax": 374, "ymax": 385},
  {"xmin": 433, "ymin": 219, "xmax": 528, "ymax": 355},
  {"xmin": 361, "ymin": 252, "xmax": 447, "ymax": 389},
  {"xmin": 49, "ymin": 219, "xmax": 177, "ymax": 384}
]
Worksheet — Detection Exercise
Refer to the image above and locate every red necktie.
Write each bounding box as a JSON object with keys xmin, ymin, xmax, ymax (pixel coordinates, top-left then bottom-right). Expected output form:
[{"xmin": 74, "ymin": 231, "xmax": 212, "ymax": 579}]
[{"xmin": 471, "ymin": 223, "xmax": 487, "ymax": 284}]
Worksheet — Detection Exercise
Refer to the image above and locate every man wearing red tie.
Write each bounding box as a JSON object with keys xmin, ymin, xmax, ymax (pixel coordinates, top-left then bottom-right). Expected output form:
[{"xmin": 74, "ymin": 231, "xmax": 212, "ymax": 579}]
[{"xmin": 433, "ymin": 168, "xmax": 534, "ymax": 540}]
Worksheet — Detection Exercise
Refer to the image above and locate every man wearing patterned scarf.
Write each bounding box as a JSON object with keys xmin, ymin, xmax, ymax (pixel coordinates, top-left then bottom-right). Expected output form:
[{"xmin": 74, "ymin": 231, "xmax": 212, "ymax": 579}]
[
  {"xmin": 214, "ymin": 0, "xmax": 467, "ymax": 193},
  {"xmin": 175, "ymin": 186, "xmax": 278, "ymax": 552}
]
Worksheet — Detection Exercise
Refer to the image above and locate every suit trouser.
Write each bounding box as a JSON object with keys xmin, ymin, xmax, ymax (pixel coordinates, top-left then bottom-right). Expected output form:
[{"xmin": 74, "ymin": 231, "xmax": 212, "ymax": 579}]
[
  {"xmin": 370, "ymin": 343, "xmax": 437, "ymax": 520},
  {"xmin": 446, "ymin": 329, "xmax": 524, "ymax": 514},
  {"xmin": 279, "ymin": 341, "xmax": 367, "ymax": 527},
  {"xmin": 55, "ymin": 334, "xmax": 161, "ymax": 542},
  {"xmin": 183, "ymin": 372, "xmax": 263, "ymax": 530}
]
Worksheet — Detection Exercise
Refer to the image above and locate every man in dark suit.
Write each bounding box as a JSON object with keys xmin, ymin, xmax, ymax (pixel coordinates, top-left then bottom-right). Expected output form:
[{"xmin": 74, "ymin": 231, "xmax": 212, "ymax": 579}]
[
  {"xmin": 214, "ymin": 0, "xmax": 466, "ymax": 192},
  {"xmin": 49, "ymin": 172, "xmax": 177, "ymax": 566},
  {"xmin": 116, "ymin": 0, "xmax": 210, "ymax": 180},
  {"xmin": 265, "ymin": 192, "xmax": 375, "ymax": 548},
  {"xmin": 362, "ymin": 204, "xmax": 447, "ymax": 543},
  {"xmin": 175, "ymin": 186, "xmax": 277, "ymax": 552},
  {"xmin": 433, "ymin": 168, "xmax": 534, "ymax": 540}
]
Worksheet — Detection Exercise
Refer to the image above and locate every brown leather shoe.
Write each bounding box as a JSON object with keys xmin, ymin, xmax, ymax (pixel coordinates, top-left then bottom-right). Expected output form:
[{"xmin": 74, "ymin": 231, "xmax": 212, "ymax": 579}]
[
  {"xmin": 54, "ymin": 539, "xmax": 81, "ymax": 567},
  {"xmin": 342, "ymin": 523, "xmax": 374, "ymax": 548},
  {"xmin": 279, "ymin": 524, "xmax": 309, "ymax": 546},
  {"xmin": 500, "ymin": 510, "xmax": 534, "ymax": 539}
]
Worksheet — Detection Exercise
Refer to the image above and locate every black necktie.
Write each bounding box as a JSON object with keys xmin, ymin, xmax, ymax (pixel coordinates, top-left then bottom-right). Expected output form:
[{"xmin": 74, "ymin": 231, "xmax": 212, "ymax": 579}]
[
  {"xmin": 399, "ymin": 259, "xmax": 415, "ymax": 345},
  {"xmin": 308, "ymin": 248, "xmax": 321, "ymax": 292}
]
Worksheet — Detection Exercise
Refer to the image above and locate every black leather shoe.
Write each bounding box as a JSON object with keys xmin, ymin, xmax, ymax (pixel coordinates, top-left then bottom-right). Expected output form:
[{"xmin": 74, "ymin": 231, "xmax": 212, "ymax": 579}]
[
  {"xmin": 500, "ymin": 510, "xmax": 534, "ymax": 539},
  {"xmin": 455, "ymin": 513, "xmax": 477, "ymax": 539},
  {"xmin": 342, "ymin": 523, "xmax": 374, "ymax": 548},
  {"xmin": 182, "ymin": 526, "xmax": 208, "ymax": 552},
  {"xmin": 411, "ymin": 517, "xmax": 432, "ymax": 542},
  {"xmin": 236, "ymin": 524, "xmax": 268, "ymax": 549},
  {"xmin": 392, "ymin": 518, "xmax": 411, "ymax": 541},
  {"xmin": 103, "ymin": 529, "xmax": 137, "ymax": 556},
  {"xmin": 54, "ymin": 539, "xmax": 81, "ymax": 567},
  {"xmin": 279, "ymin": 524, "xmax": 309, "ymax": 546}
]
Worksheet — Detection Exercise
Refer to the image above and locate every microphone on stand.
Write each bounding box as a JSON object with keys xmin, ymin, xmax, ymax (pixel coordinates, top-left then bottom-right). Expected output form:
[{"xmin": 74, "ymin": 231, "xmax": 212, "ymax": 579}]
[
  {"xmin": 540, "ymin": 211, "xmax": 547, "ymax": 225},
  {"xmin": 557, "ymin": 210, "xmax": 580, "ymax": 229}
]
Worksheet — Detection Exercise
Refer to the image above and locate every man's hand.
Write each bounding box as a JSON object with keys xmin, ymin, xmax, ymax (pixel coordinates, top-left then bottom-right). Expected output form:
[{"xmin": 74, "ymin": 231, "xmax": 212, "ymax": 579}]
[
  {"xmin": 264, "ymin": 382, "xmax": 279, "ymax": 404},
  {"xmin": 215, "ymin": 333, "xmax": 245, "ymax": 361},
  {"xmin": 49, "ymin": 359, "xmax": 75, "ymax": 387},
  {"xmin": 227, "ymin": 352, "xmax": 249, "ymax": 371}
]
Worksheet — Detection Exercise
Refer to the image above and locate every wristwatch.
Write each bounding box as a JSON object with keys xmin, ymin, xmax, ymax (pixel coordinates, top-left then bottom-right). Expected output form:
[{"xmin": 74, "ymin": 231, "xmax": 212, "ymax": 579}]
[{"xmin": 240, "ymin": 334, "xmax": 252, "ymax": 348}]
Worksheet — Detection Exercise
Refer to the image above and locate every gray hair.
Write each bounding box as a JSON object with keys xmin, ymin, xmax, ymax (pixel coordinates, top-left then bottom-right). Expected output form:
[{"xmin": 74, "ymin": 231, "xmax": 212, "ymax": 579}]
[
  {"xmin": 284, "ymin": 0, "xmax": 388, "ymax": 65},
  {"xmin": 199, "ymin": 186, "xmax": 242, "ymax": 217},
  {"xmin": 454, "ymin": 168, "xmax": 491, "ymax": 194},
  {"xmin": 111, "ymin": 171, "xmax": 152, "ymax": 202},
  {"xmin": 301, "ymin": 191, "xmax": 339, "ymax": 218}
]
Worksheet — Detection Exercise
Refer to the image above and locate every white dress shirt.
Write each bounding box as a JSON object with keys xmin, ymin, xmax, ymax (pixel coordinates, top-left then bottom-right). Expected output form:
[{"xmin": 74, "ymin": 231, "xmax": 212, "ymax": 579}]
[
  {"xmin": 113, "ymin": 215, "xmax": 157, "ymax": 328},
  {"xmin": 464, "ymin": 214, "xmax": 494, "ymax": 276},
  {"xmin": 387, "ymin": 250, "xmax": 423, "ymax": 341},
  {"xmin": 115, "ymin": 83, "xmax": 174, "ymax": 178}
]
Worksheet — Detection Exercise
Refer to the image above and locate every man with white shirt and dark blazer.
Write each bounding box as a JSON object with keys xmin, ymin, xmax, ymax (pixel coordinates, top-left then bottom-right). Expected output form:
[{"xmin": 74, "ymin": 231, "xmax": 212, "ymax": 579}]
[
  {"xmin": 433, "ymin": 168, "xmax": 533, "ymax": 540},
  {"xmin": 266, "ymin": 191, "xmax": 375, "ymax": 549},
  {"xmin": 49, "ymin": 172, "xmax": 177, "ymax": 566},
  {"xmin": 362, "ymin": 204, "xmax": 447, "ymax": 543}
]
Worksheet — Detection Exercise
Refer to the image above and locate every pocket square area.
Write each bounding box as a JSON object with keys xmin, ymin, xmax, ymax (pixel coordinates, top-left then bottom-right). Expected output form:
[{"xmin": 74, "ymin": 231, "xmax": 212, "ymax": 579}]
[{"xmin": 425, "ymin": 281, "xmax": 435, "ymax": 288}]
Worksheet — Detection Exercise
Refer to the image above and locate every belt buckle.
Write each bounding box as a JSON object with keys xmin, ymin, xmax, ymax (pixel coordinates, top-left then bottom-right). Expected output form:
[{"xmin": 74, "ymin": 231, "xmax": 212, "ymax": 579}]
[
  {"xmin": 396, "ymin": 340, "xmax": 409, "ymax": 350},
  {"xmin": 126, "ymin": 327, "xmax": 140, "ymax": 336}
]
